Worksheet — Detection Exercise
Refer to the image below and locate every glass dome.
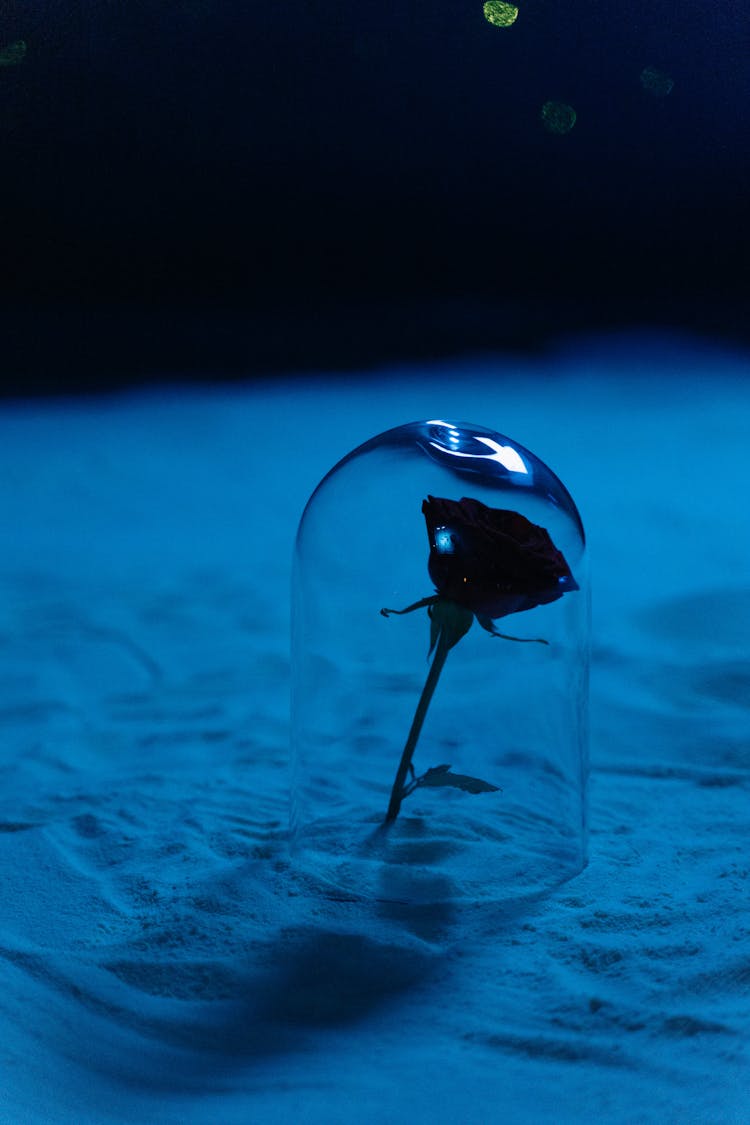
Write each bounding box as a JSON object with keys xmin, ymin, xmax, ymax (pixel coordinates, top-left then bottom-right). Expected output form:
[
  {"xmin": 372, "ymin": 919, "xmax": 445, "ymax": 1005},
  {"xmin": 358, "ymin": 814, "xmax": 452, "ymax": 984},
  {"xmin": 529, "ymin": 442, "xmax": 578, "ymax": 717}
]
[{"xmin": 291, "ymin": 419, "xmax": 589, "ymax": 905}]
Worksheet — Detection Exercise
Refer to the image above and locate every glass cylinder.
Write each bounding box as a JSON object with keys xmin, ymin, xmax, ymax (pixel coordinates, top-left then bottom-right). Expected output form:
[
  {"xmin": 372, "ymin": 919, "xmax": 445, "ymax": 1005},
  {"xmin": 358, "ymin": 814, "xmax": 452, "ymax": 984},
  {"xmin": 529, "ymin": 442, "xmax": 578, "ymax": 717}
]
[{"xmin": 291, "ymin": 419, "xmax": 589, "ymax": 905}]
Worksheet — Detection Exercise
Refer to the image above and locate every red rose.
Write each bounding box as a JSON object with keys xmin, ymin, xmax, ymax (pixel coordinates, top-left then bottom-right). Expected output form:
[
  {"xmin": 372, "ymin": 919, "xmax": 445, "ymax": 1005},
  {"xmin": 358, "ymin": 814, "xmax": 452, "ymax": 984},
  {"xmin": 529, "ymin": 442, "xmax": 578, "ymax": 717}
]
[
  {"xmin": 422, "ymin": 495, "xmax": 578, "ymax": 621},
  {"xmin": 380, "ymin": 493, "xmax": 579, "ymax": 822}
]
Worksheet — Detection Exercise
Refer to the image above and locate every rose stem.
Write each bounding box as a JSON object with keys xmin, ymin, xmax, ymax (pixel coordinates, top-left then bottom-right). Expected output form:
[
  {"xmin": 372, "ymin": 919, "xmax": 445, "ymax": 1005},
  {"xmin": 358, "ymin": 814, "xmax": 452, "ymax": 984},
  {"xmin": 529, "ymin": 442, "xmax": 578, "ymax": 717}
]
[{"xmin": 384, "ymin": 627, "xmax": 451, "ymax": 825}]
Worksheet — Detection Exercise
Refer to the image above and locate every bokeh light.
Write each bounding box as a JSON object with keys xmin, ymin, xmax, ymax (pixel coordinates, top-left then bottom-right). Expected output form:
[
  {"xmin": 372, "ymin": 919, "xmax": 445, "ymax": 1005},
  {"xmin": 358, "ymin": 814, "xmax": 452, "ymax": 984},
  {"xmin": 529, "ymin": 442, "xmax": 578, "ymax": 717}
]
[
  {"xmin": 540, "ymin": 100, "xmax": 577, "ymax": 135},
  {"xmin": 0, "ymin": 40, "xmax": 27, "ymax": 67},
  {"xmin": 640, "ymin": 65, "xmax": 674, "ymax": 97},
  {"xmin": 483, "ymin": 2, "xmax": 519, "ymax": 29}
]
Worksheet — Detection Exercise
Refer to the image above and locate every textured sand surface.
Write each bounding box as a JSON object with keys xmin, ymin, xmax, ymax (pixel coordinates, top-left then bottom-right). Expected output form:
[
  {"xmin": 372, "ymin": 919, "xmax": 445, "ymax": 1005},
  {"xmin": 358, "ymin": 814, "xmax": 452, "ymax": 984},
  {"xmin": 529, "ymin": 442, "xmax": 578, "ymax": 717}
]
[{"xmin": 1, "ymin": 336, "xmax": 748, "ymax": 1123}]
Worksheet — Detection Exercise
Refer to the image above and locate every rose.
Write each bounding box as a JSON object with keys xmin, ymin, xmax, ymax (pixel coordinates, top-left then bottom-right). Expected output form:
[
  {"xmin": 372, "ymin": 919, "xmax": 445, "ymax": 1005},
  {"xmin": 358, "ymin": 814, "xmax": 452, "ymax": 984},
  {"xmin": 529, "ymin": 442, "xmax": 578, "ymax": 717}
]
[
  {"xmin": 422, "ymin": 495, "xmax": 578, "ymax": 623},
  {"xmin": 380, "ymin": 495, "xmax": 579, "ymax": 823}
]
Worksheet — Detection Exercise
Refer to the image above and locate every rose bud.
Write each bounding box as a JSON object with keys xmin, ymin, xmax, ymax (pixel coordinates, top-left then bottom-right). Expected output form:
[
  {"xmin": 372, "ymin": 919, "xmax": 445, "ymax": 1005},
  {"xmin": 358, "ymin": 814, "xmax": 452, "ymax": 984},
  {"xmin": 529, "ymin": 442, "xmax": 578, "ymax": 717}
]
[{"xmin": 422, "ymin": 495, "xmax": 578, "ymax": 624}]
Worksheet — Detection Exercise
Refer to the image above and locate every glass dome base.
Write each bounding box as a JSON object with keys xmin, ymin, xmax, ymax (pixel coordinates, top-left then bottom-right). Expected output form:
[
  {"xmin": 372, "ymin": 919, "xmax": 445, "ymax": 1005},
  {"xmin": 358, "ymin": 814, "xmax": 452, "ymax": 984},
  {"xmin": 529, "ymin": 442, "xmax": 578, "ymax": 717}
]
[{"xmin": 292, "ymin": 811, "xmax": 586, "ymax": 906}]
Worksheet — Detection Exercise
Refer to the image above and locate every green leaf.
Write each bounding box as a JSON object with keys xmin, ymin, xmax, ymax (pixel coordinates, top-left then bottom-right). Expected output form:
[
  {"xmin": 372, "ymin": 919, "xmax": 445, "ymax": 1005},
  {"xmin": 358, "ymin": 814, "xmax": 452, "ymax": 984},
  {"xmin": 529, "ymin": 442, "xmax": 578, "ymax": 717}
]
[{"xmin": 417, "ymin": 764, "xmax": 501, "ymax": 795}]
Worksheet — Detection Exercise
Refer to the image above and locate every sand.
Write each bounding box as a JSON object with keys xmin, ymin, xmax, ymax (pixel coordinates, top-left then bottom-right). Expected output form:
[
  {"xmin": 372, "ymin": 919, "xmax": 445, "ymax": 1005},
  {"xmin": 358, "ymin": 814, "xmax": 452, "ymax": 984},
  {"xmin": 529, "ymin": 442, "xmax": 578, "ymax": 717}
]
[{"xmin": 1, "ymin": 333, "xmax": 748, "ymax": 1123}]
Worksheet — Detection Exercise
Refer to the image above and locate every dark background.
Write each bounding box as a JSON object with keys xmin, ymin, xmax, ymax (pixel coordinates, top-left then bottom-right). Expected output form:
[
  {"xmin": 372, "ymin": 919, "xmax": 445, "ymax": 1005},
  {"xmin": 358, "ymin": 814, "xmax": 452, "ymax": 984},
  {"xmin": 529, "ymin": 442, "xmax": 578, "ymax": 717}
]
[{"xmin": 1, "ymin": 0, "xmax": 748, "ymax": 395}]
